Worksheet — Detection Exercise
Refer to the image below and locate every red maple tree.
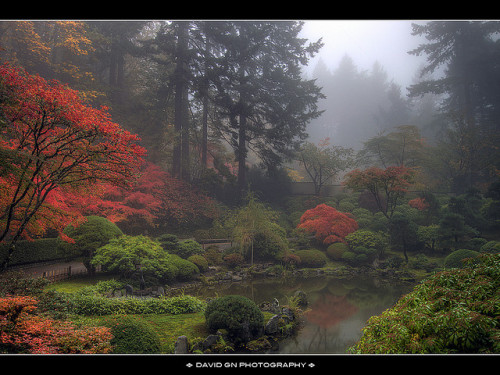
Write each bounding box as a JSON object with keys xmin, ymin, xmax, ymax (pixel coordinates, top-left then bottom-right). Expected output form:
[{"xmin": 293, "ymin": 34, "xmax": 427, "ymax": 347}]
[
  {"xmin": 297, "ymin": 203, "xmax": 358, "ymax": 245},
  {"xmin": 0, "ymin": 63, "xmax": 145, "ymax": 268},
  {"xmin": 343, "ymin": 165, "xmax": 416, "ymax": 218},
  {"xmin": 65, "ymin": 162, "xmax": 219, "ymax": 233}
]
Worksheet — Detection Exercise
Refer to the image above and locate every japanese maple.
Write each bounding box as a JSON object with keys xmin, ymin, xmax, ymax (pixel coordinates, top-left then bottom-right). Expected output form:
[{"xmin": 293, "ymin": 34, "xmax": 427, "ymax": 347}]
[
  {"xmin": 0, "ymin": 63, "xmax": 145, "ymax": 268},
  {"xmin": 408, "ymin": 197, "xmax": 430, "ymax": 211},
  {"xmin": 343, "ymin": 165, "xmax": 416, "ymax": 218},
  {"xmin": 65, "ymin": 162, "xmax": 219, "ymax": 233},
  {"xmin": 297, "ymin": 204, "xmax": 358, "ymax": 245}
]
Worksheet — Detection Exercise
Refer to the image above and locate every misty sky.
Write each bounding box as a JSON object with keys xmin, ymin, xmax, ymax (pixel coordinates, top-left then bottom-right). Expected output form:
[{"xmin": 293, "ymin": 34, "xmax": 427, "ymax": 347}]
[{"xmin": 300, "ymin": 20, "xmax": 428, "ymax": 93}]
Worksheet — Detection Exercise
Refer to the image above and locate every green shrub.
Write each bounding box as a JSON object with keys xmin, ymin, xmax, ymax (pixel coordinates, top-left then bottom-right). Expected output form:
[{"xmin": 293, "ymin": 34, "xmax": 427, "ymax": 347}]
[
  {"xmin": 187, "ymin": 255, "xmax": 209, "ymax": 272},
  {"xmin": 204, "ymin": 246, "xmax": 224, "ymax": 266},
  {"xmin": 341, "ymin": 251, "xmax": 356, "ymax": 263},
  {"xmin": 294, "ymin": 249, "xmax": 327, "ymax": 268},
  {"xmin": 176, "ymin": 239, "xmax": 204, "ymax": 259},
  {"xmin": 223, "ymin": 252, "xmax": 244, "ymax": 268},
  {"xmin": 349, "ymin": 253, "xmax": 500, "ymax": 353},
  {"xmin": 104, "ymin": 316, "xmax": 162, "ymax": 354},
  {"xmin": 444, "ymin": 249, "xmax": 480, "ymax": 268},
  {"xmin": 345, "ymin": 229, "xmax": 388, "ymax": 255},
  {"xmin": 62, "ymin": 216, "xmax": 123, "ymax": 272},
  {"xmin": 169, "ymin": 255, "xmax": 199, "ymax": 280},
  {"xmin": 91, "ymin": 235, "xmax": 170, "ymax": 281},
  {"xmin": 205, "ymin": 295, "xmax": 264, "ymax": 344},
  {"xmin": 326, "ymin": 242, "xmax": 349, "ymax": 260},
  {"xmin": 52, "ymin": 291, "xmax": 205, "ymax": 316},
  {"xmin": 252, "ymin": 222, "xmax": 288, "ymax": 261},
  {"xmin": 157, "ymin": 233, "xmax": 179, "ymax": 252}
]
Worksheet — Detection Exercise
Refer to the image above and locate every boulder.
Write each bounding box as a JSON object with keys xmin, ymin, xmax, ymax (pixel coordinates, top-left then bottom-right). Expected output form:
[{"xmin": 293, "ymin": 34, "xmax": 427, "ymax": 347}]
[{"xmin": 174, "ymin": 335, "xmax": 189, "ymax": 354}]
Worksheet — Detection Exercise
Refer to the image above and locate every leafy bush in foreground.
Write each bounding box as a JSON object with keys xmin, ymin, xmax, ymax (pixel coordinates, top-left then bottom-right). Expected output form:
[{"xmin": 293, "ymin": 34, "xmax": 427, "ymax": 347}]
[
  {"xmin": 349, "ymin": 253, "xmax": 500, "ymax": 354},
  {"xmin": 205, "ymin": 295, "xmax": 264, "ymax": 344}
]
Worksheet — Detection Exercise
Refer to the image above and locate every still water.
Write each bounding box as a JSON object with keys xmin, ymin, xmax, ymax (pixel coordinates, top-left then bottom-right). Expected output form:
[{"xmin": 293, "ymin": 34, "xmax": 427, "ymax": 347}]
[{"xmin": 188, "ymin": 276, "xmax": 414, "ymax": 354}]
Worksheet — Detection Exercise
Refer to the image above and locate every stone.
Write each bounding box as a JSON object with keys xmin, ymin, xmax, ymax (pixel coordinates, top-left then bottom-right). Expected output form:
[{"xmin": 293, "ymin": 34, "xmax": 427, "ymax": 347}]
[
  {"xmin": 203, "ymin": 334, "xmax": 220, "ymax": 350},
  {"xmin": 124, "ymin": 284, "xmax": 134, "ymax": 296},
  {"xmin": 264, "ymin": 314, "xmax": 281, "ymax": 335},
  {"xmin": 174, "ymin": 335, "xmax": 189, "ymax": 354}
]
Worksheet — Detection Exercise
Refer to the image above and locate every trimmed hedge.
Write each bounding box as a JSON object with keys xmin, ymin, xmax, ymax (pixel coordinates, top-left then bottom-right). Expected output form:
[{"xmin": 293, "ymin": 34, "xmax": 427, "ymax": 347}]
[
  {"xmin": 55, "ymin": 292, "xmax": 206, "ymax": 316},
  {"xmin": 0, "ymin": 238, "xmax": 67, "ymax": 267}
]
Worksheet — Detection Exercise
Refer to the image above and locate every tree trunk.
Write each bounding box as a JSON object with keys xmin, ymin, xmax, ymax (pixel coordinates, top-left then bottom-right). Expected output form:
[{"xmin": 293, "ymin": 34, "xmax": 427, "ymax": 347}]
[{"xmin": 172, "ymin": 22, "xmax": 190, "ymax": 180}]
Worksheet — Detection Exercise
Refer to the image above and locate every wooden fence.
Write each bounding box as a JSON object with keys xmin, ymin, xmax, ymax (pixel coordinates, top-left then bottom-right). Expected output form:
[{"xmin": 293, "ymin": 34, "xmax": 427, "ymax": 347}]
[{"xmin": 41, "ymin": 264, "xmax": 101, "ymax": 282}]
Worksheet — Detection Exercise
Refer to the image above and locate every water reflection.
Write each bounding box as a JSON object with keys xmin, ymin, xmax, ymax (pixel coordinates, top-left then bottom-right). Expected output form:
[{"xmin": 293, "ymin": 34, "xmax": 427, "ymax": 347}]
[{"xmin": 187, "ymin": 276, "xmax": 413, "ymax": 354}]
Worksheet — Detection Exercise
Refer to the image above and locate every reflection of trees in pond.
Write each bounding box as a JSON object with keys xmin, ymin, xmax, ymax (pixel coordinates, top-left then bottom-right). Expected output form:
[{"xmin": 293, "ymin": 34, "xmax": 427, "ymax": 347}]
[
  {"xmin": 301, "ymin": 293, "xmax": 358, "ymax": 352},
  {"xmin": 305, "ymin": 293, "xmax": 358, "ymax": 328}
]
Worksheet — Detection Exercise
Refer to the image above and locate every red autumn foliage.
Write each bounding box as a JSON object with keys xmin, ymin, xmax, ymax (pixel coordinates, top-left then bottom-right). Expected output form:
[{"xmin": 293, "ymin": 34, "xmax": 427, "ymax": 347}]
[
  {"xmin": 0, "ymin": 295, "xmax": 113, "ymax": 353},
  {"xmin": 65, "ymin": 162, "xmax": 219, "ymax": 232},
  {"xmin": 297, "ymin": 204, "xmax": 358, "ymax": 245},
  {"xmin": 0, "ymin": 63, "xmax": 145, "ymax": 256},
  {"xmin": 343, "ymin": 165, "xmax": 416, "ymax": 218},
  {"xmin": 408, "ymin": 197, "xmax": 430, "ymax": 211}
]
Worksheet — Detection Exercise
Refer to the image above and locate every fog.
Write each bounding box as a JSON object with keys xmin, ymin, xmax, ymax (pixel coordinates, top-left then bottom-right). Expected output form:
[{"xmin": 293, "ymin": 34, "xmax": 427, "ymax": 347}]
[
  {"xmin": 301, "ymin": 20, "xmax": 426, "ymax": 91},
  {"xmin": 299, "ymin": 20, "xmax": 433, "ymax": 149}
]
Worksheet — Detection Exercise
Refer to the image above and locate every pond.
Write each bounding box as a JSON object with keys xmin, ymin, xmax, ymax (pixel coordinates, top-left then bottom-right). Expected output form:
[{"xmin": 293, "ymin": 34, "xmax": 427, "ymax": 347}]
[{"xmin": 187, "ymin": 275, "xmax": 414, "ymax": 354}]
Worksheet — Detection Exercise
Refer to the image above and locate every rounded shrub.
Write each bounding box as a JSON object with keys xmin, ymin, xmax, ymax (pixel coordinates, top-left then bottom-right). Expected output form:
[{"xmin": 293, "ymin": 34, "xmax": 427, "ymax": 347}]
[
  {"xmin": 444, "ymin": 249, "xmax": 480, "ymax": 268},
  {"xmin": 294, "ymin": 249, "xmax": 328, "ymax": 268},
  {"xmin": 187, "ymin": 254, "xmax": 209, "ymax": 272},
  {"xmin": 326, "ymin": 242, "xmax": 349, "ymax": 260},
  {"xmin": 205, "ymin": 295, "xmax": 264, "ymax": 344},
  {"xmin": 480, "ymin": 241, "xmax": 500, "ymax": 254},
  {"xmin": 104, "ymin": 316, "xmax": 162, "ymax": 354},
  {"xmin": 169, "ymin": 255, "xmax": 199, "ymax": 280},
  {"xmin": 62, "ymin": 216, "xmax": 123, "ymax": 272}
]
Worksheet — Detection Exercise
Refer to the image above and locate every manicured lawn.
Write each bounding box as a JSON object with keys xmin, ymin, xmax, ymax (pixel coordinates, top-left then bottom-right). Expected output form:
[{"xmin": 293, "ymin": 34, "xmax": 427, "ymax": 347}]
[
  {"xmin": 44, "ymin": 274, "xmax": 116, "ymax": 293},
  {"xmin": 69, "ymin": 312, "xmax": 208, "ymax": 353}
]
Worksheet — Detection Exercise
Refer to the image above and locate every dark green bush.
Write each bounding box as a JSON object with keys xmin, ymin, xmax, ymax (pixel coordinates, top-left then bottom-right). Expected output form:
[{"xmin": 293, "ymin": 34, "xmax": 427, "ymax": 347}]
[
  {"xmin": 294, "ymin": 249, "xmax": 327, "ymax": 268},
  {"xmin": 104, "ymin": 316, "xmax": 162, "ymax": 354},
  {"xmin": 444, "ymin": 249, "xmax": 480, "ymax": 268},
  {"xmin": 480, "ymin": 241, "xmax": 500, "ymax": 254},
  {"xmin": 205, "ymin": 295, "xmax": 264, "ymax": 344},
  {"xmin": 326, "ymin": 242, "xmax": 349, "ymax": 260},
  {"xmin": 0, "ymin": 238, "xmax": 66, "ymax": 266}
]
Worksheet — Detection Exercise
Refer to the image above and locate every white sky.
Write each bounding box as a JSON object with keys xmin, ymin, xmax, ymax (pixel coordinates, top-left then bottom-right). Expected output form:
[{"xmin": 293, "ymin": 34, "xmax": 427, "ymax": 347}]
[{"xmin": 300, "ymin": 20, "xmax": 427, "ymax": 92}]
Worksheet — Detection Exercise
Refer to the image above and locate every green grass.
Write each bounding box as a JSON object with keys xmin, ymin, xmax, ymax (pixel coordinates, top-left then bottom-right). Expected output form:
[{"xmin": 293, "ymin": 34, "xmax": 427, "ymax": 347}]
[
  {"xmin": 44, "ymin": 274, "xmax": 117, "ymax": 293},
  {"xmin": 69, "ymin": 312, "xmax": 208, "ymax": 353}
]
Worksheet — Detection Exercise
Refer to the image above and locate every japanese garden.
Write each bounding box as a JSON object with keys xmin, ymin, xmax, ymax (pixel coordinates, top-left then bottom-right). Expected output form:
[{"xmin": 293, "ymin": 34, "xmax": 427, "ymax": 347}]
[{"xmin": 0, "ymin": 20, "xmax": 499, "ymax": 357}]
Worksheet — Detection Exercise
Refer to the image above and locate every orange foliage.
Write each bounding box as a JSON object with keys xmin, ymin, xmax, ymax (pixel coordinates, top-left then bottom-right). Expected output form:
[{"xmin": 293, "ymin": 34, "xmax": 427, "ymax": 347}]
[
  {"xmin": 297, "ymin": 204, "xmax": 358, "ymax": 245},
  {"xmin": 0, "ymin": 296, "xmax": 113, "ymax": 353}
]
